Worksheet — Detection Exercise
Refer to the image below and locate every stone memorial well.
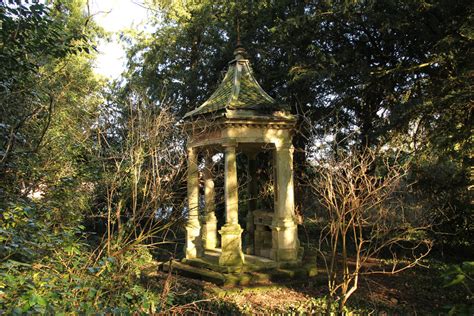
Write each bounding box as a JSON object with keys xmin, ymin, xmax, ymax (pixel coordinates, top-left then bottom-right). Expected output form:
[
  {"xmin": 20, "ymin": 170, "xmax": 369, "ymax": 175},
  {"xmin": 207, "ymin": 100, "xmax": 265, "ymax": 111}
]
[{"xmin": 163, "ymin": 47, "xmax": 317, "ymax": 285}]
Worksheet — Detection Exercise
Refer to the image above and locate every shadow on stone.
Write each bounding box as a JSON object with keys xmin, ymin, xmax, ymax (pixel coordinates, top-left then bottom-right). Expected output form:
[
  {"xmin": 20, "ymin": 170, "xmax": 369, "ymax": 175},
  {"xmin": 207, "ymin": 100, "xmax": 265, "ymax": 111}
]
[{"xmin": 160, "ymin": 248, "xmax": 323, "ymax": 287}]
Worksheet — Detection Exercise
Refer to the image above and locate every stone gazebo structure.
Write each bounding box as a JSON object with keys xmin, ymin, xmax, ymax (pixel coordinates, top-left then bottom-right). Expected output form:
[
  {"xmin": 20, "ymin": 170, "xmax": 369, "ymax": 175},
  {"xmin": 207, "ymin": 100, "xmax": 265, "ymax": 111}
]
[{"xmin": 181, "ymin": 47, "xmax": 302, "ymax": 275}]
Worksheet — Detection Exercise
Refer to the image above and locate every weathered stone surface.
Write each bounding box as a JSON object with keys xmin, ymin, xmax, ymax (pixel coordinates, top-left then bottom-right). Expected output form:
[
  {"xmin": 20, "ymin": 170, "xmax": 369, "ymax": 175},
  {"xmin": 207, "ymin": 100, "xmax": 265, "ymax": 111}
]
[
  {"xmin": 184, "ymin": 147, "xmax": 202, "ymax": 259},
  {"xmin": 202, "ymin": 155, "xmax": 217, "ymax": 250},
  {"xmin": 161, "ymin": 252, "xmax": 321, "ymax": 286},
  {"xmin": 271, "ymin": 217, "xmax": 299, "ymax": 262},
  {"xmin": 185, "ymin": 221, "xmax": 202, "ymax": 259},
  {"xmin": 163, "ymin": 260, "xmax": 226, "ymax": 285},
  {"xmin": 182, "ymin": 46, "xmax": 302, "ymax": 278},
  {"xmin": 183, "ymin": 47, "xmax": 288, "ymax": 119},
  {"xmin": 219, "ymin": 224, "xmax": 245, "ymax": 266}
]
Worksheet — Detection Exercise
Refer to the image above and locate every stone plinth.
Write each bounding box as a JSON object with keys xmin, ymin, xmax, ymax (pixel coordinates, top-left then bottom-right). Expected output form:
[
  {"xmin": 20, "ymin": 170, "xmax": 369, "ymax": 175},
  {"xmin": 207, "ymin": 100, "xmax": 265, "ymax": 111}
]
[
  {"xmin": 185, "ymin": 220, "xmax": 203, "ymax": 259},
  {"xmin": 271, "ymin": 217, "xmax": 299, "ymax": 262},
  {"xmin": 219, "ymin": 224, "xmax": 245, "ymax": 266}
]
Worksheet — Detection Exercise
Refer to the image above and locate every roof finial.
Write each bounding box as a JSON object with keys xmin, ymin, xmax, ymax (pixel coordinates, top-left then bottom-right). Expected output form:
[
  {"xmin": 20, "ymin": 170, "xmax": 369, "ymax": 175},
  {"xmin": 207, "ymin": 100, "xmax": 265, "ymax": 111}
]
[
  {"xmin": 233, "ymin": 12, "xmax": 246, "ymax": 60},
  {"xmin": 236, "ymin": 15, "xmax": 241, "ymax": 48}
]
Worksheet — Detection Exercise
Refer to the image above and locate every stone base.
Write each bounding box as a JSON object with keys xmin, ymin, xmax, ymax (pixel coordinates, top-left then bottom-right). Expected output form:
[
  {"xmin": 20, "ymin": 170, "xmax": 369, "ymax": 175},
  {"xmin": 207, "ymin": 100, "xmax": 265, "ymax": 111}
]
[
  {"xmin": 270, "ymin": 248, "xmax": 299, "ymax": 262},
  {"xmin": 218, "ymin": 224, "xmax": 245, "ymax": 266},
  {"xmin": 271, "ymin": 217, "xmax": 299, "ymax": 262},
  {"xmin": 184, "ymin": 221, "xmax": 203, "ymax": 259},
  {"xmin": 185, "ymin": 248, "xmax": 278, "ymax": 274},
  {"xmin": 159, "ymin": 249, "xmax": 321, "ymax": 287}
]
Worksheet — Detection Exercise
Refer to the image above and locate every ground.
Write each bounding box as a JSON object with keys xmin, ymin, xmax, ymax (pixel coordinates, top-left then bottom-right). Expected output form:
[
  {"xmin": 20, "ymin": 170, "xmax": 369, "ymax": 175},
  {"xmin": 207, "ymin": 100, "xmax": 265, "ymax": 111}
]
[{"xmin": 143, "ymin": 261, "xmax": 471, "ymax": 314}]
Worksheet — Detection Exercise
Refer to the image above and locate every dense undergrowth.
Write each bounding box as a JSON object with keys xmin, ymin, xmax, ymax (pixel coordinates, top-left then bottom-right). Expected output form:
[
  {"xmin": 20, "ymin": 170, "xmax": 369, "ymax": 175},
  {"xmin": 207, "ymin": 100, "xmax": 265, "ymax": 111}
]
[
  {"xmin": 1, "ymin": 0, "xmax": 472, "ymax": 314},
  {"xmin": 0, "ymin": 199, "xmax": 161, "ymax": 314},
  {"xmin": 1, "ymin": 193, "xmax": 472, "ymax": 313}
]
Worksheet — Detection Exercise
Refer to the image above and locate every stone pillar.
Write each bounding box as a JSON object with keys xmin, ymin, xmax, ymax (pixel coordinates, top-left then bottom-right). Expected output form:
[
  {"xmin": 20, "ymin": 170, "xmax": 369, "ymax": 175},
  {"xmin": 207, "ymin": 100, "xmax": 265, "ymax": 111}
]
[
  {"xmin": 202, "ymin": 155, "xmax": 217, "ymax": 250},
  {"xmin": 271, "ymin": 144, "xmax": 299, "ymax": 262},
  {"xmin": 219, "ymin": 143, "xmax": 245, "ymax": 266},
  {"xmin": 245, "ymin": 151, "xmax": 258, "ymax": 254},
  {"xmin": 184, "ymin": 147, "xmax": 202, "ymax": 259}
]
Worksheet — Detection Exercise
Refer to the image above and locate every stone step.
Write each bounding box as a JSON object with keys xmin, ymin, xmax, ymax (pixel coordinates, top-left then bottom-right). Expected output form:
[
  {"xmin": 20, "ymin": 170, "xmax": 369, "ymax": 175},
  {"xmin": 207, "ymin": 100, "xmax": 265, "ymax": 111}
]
[
  {"xmin": 202, "ymin": 248, "xmax": 279, "ymax": 271},
  {"xmin": 162, "ymin": 260, "xmax": 226, "ymax": 285},
  {"xmin": 183, "ymin": 257, "xmax": 230, "ymax": 273},
  {"xmin": 160, "ymin": 259, "xmax": 323, "ymax": 287},
  {"xmin": 183, "ymin": 257, "xmax": 276, "ymax": 274}
]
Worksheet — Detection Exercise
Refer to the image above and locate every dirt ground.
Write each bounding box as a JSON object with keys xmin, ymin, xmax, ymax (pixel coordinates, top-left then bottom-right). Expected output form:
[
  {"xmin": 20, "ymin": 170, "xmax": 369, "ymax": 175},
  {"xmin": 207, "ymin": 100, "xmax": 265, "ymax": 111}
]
[{"xmin": 146, "ymin": 263, "xmax": 471, "ymax": 314}]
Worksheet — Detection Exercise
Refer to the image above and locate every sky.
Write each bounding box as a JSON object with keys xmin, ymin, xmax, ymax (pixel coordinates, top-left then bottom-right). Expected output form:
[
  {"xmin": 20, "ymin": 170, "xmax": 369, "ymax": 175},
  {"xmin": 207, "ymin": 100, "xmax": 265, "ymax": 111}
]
[{"xmin": 89, "ymin": 0, "xmax": 151, "ymax": 79}]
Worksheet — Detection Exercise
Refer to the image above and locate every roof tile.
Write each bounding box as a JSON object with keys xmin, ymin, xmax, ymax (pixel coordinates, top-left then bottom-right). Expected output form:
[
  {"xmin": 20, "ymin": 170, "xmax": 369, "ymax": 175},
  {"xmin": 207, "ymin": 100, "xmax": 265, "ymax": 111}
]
[{"xmin": 184, "ymin": 48, "xmax": 287, "ymax": 119}]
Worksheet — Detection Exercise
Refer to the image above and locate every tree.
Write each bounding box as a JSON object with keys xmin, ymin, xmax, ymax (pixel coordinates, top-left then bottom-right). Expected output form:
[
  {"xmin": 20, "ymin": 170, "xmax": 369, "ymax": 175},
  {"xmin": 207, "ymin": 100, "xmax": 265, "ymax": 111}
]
[
  {"xmin": 94, "ymin": 82, "xmax": 187, "ymax": 256},
  {"xmin": 308, "ymin": 148, "xmax": 432, "ymax": 313},
  {"xmin": 0, "ymin": 1, "xmax": 102, "ymax": 207},
  {"xmin": 125, "ymin": 1, "xmax": 471, "ymax": 233}
]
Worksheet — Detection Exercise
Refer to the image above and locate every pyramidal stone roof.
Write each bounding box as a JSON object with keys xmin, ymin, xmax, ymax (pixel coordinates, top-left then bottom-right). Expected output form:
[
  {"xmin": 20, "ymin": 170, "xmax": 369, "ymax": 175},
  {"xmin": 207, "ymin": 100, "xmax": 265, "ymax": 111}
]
[{"xmin": 183, "ymin": 47, "xmax": 290, "ymax": 120}]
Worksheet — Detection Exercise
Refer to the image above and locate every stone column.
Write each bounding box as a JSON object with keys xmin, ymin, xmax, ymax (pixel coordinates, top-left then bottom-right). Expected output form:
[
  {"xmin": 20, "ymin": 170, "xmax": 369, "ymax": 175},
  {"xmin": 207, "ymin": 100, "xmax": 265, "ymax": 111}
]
[
  {"xmin": 202, "ymin": 154, "xmax": 217, "ymax": 250},
  {"xmin": 219, "ymin": 143, "xmax": 245, "ymax": 266},
  {"xmin": 271, "ymin": 144, "xmax": 299, "ymax": 262},
  {"xmin": 184, "ymin": 147, "xmax": 202, "ymax": 259},
  {"xmin": 245, "ymin": 151, "xmax": 258, "ymax": 254}
]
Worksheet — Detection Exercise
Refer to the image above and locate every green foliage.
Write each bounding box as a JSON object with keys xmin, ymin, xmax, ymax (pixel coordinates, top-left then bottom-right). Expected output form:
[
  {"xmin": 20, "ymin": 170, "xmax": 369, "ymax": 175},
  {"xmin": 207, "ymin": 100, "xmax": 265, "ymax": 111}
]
[
  {"xmin": 126, "ymin": 0, "xmax": 473, "ymax": 252},
  {"xmin": 284, "ymin": 296, "xmax": 367, "ymax": 315},
  {"xmin": 410, "ymin": 156, "xmax": 472, "ymax": 252},
  {"xmin": 0, "ymin": 200, "xmax": 168, "ymax": 314},
  {"xmin": 443, "ymin": 262, "xmax": 474, "ymax": 289},
  {"xmin": 0, "ymin": 250, "xmax": 165, "ymax": 313},
  {"xmin": 0, "ymin": 3, "xmax": 88, "ymax": 78},
  {"xmin": 442, "ymin": 261, "xmax": 474, "ymax": 315},
  {"xmin": 0, "ymin": 200, "xmax": 81, "ymax": 263},
  {"xmin": 0, "ymin": 1, "xmax": 104, "ymax": 203},
  {"xmin": 0, "ymin": 0, "xmax": 472, "ymax": 313}
]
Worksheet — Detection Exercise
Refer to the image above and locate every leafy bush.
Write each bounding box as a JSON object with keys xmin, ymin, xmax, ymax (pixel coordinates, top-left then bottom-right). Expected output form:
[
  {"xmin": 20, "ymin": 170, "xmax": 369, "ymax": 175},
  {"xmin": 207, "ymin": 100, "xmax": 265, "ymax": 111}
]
[
  {"xmin": 0, "ymin": 200, "xmax": 167, "ymax": 314},
  {"xmin": 442, "ymin": 261, "xmax": 474, "ymax": 315}
]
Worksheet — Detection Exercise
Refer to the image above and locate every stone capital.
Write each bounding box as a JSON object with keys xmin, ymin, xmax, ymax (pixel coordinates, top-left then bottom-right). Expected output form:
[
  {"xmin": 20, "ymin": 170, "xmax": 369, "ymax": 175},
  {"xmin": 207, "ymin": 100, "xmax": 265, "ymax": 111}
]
[{"xmin": 221, "ymin": 140, "xmax": 237, "ymax": 148}]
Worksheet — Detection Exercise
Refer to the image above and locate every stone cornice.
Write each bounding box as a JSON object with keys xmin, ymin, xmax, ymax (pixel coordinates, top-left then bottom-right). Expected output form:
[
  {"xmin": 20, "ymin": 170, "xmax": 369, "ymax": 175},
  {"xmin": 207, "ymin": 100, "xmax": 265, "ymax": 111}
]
[{"xmin": 184, "ymin": 118, "xmax": 296, "ymax": 133}]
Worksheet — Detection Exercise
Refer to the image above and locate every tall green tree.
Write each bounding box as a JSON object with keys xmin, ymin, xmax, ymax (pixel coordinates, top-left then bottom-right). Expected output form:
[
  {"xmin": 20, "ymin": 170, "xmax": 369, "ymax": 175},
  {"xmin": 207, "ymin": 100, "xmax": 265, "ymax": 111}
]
[
  {"xmin": 0, "ymin": 0, "xmax": 105, "ymax": 226},
  {"xmin": 125, "ymin": 0, "xmax": 472, "ymax": 250}
]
